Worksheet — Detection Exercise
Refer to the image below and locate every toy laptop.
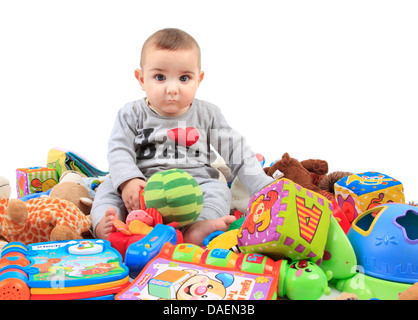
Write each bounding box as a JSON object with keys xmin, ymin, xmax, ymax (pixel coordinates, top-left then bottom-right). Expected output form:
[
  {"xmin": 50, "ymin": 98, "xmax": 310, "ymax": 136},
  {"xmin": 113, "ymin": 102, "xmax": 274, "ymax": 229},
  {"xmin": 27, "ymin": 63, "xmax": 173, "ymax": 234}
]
[
  {"xmin": 116, "ymin": 242, "xmax": 283, "ymax": 300},
  {"xmin": 0, "ymin": 239, "xmax": 129, "ymax": 300}
]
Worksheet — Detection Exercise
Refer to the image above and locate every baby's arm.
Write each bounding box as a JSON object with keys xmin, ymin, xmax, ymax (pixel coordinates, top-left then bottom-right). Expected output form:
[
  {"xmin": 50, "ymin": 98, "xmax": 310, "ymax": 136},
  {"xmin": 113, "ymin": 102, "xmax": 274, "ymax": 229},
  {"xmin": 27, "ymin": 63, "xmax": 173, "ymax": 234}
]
[
  {"xmin": 108, "ymin": 102, "xmax": 146, "ymax": 191},
  {"xmin": 120, "ymin": 178, "xmax": 147, "ymax": 213},
  {"xmin": 210, "ymin": 106, "xmax": 273, "ymax": 196}
]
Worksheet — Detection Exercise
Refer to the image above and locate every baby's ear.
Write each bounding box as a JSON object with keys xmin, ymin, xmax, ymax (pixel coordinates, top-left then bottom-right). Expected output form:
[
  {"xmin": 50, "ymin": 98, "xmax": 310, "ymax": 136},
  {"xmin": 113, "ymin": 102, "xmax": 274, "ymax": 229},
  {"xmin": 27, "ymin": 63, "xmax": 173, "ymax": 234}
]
[
  {"xmin": 135, "ymin": 69, "xmax": 145, "ymax": 90},
  {"xmin": 198, "ymin": 71, "xmax": 205, "ymax": 84}
]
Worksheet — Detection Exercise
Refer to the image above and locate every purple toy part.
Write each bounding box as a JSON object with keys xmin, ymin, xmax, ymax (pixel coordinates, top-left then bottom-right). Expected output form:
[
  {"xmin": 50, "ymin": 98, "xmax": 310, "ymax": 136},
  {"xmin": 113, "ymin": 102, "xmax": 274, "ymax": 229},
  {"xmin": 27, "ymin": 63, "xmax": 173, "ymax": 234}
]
[
  {"xmin": 238, "ymin": 179, "xmax": 286, "ymax": 247},
  {"xmin": 283, "ymin": 237, "xmax": 294, "ymax": 246}
]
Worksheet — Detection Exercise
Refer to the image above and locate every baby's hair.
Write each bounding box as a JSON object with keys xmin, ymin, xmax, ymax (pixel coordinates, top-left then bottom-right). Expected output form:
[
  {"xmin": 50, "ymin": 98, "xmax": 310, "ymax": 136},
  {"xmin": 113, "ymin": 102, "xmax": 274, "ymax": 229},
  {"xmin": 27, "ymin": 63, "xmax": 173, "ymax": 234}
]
[{"xmin": 140, "ymin": 28, "xmax": 201, "ymax": 69}]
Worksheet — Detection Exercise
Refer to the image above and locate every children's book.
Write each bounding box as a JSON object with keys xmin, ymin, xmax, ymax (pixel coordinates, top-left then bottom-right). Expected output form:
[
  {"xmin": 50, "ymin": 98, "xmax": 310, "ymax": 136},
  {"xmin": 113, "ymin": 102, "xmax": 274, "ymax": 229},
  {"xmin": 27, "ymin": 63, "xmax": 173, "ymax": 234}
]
[
  {"xmin": 0, "ymin": 239, "xmax": 129, "ymax": 300},
  {"xmin": 116, "ymin": 243, "xmax": 281, "ymax": 300},
  {"xmin": 24, "ymin": 239, "xmax": 129, "ymax": 289}
]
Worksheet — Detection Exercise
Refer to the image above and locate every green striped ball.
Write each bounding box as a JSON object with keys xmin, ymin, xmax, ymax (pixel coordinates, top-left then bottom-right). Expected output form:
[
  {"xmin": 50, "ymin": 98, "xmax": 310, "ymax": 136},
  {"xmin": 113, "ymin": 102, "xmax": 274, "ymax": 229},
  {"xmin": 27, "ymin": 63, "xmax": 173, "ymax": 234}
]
[{"xmin": 144, "ymin": 169, "xmax": 203, "ymax": 227}]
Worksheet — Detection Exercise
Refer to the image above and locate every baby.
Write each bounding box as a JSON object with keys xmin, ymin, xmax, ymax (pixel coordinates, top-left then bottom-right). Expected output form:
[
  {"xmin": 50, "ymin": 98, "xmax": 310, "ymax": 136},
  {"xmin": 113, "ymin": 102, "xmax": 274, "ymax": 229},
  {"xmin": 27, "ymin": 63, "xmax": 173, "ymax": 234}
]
[{"xmin": 91, "ymin": 28, "xmax": 273, "ymax": 246}]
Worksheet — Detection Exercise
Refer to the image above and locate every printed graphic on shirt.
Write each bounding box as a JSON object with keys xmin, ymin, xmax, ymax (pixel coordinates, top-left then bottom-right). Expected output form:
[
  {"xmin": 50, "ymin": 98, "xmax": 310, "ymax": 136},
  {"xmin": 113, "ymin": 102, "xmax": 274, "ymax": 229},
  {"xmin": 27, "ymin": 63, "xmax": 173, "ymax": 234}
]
[
  {"xmin": 167, "ymin": 127, "xmax": 200, "ymax": 147},
  {"xmin": 136, "ymin": 126, "xmax": 210, "ymax": 164}
]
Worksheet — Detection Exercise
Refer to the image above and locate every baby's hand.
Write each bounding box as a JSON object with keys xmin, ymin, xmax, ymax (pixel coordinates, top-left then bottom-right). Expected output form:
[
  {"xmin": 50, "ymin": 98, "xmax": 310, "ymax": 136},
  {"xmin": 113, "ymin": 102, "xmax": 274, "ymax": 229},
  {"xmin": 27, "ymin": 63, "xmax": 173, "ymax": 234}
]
[{"xmin": 120, "ymin": 178, "xmax": 147, "ymax": 213}]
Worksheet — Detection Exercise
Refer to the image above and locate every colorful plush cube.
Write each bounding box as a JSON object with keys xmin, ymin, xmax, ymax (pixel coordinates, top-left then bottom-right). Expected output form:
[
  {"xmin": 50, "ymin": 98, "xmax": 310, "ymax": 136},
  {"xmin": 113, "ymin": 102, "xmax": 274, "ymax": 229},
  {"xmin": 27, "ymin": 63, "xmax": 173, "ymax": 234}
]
[
  {"xmin": 334, "ymin": 171, "xmax": 405, "ymax": 223},
  {"xmin": 16, "ymin": 167, "xmax": 58, "ymax": 198},
  {"xmin": 237, "ymin": 178, "xmax": 333, "ymax": 264}
]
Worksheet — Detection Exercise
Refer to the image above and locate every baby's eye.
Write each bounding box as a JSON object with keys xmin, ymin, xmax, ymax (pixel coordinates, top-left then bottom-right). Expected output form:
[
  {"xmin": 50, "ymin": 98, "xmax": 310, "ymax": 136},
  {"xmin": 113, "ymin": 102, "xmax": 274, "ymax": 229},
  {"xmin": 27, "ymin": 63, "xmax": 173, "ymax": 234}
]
[
  {"xmin": 179, "ymin": 75, "xmax": 189, "ymax": 82},
  {"xmin": 155, "ymin": 74, "xmax": 165, "ymax": 81}
]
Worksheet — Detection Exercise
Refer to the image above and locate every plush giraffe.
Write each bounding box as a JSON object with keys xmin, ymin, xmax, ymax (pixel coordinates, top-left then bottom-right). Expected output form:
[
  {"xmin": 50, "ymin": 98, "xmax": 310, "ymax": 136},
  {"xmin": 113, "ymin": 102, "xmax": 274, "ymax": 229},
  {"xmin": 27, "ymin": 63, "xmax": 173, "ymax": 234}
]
[{"xmin": 0, "ymin": 176, "xmax": 91, "ymax": 245}]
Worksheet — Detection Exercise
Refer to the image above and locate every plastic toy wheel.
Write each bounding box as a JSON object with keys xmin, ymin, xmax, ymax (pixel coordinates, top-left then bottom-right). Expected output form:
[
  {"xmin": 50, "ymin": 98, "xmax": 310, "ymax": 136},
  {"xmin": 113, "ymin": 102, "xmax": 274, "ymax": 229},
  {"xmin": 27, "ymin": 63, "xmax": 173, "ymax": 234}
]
[{"xmin": 0, "ymin": 278, "xmax": 30, "ymax": 300}]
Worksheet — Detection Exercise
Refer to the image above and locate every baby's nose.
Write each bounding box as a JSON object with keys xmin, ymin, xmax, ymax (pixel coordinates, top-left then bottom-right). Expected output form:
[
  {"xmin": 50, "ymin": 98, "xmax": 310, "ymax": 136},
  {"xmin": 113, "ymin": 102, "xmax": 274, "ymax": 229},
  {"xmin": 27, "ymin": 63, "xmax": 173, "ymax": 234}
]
[{"xmin": 166, "ymin": 81, "xmax": 179, "ymax": 95}]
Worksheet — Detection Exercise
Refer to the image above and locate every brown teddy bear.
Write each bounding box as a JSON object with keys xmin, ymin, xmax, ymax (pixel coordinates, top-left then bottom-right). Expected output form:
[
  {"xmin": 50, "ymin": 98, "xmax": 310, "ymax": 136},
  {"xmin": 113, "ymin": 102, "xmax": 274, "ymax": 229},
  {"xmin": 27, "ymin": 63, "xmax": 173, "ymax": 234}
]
[
  {"xmin": 263, "ymin": 152, "xmax": 328, "ymax": 194},
  {"xmin": 264, "ymin": 153, "xmax": 353, "ymax": 201}
]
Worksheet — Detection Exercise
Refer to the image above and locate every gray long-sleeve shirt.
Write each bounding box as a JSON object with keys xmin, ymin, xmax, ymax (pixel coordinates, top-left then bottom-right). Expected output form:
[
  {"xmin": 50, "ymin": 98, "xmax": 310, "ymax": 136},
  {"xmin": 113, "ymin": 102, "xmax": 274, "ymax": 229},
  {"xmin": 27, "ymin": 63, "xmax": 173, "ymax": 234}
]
[{"xmin": 108, "ymin": 98, "xmax": 273, "ymax": 196}]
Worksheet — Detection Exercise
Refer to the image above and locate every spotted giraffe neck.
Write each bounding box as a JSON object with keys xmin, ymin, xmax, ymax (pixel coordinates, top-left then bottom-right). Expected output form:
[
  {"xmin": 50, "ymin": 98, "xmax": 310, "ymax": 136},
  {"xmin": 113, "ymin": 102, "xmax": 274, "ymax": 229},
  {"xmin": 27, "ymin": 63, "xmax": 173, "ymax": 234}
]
[{"xmin": 0, "ymin": 198, "xmax": 9, "ymax": 222}]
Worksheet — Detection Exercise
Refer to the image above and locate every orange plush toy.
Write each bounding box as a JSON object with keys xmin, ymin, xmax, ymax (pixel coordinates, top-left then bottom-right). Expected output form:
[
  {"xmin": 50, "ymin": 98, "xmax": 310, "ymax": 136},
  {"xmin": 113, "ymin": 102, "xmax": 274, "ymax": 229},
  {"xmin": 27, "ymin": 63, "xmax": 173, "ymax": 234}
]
[
  {"xmin": 0, "ymin": 176, "xmax": 91, "ymax": 245},
  {"xmin": 263, "ymin": 152, "xmax": 328, "ymax": 194}
]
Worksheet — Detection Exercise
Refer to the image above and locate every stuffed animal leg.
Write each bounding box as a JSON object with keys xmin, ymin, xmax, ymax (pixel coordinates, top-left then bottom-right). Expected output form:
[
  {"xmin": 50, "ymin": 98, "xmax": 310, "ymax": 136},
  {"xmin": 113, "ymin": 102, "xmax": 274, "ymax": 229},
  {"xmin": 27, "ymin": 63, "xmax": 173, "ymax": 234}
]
[{"xmin": 4, "ymin": 199, "xmax": 29, "ymax": 235}]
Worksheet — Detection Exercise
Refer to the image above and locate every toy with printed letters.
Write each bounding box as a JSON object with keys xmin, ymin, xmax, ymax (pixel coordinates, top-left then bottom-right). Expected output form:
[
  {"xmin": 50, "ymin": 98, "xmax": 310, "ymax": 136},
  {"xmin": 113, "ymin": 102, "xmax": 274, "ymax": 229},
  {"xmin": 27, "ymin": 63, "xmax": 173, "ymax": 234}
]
[
  {"xmin": 0, "ymin": 239, "xmax": 129, "ymax": 300},
  {"xmin": 237, "ymin": 178, "xmax": 333, "ymax": 264},
  {"xmin": 203, "ymin": 195, "xmax": 359, "ymax": 288},
  {"xmin": 116, "ymin": 242, "xmax": 332, "ymax": 300}
]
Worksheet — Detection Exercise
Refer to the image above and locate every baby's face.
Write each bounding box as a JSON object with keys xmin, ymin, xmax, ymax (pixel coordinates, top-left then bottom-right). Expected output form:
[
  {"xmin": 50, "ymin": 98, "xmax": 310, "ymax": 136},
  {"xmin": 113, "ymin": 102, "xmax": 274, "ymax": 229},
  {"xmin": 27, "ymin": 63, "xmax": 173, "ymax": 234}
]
[{"xmin": 137, "ymin": 46, "xmax": 204, "ymax": 117}]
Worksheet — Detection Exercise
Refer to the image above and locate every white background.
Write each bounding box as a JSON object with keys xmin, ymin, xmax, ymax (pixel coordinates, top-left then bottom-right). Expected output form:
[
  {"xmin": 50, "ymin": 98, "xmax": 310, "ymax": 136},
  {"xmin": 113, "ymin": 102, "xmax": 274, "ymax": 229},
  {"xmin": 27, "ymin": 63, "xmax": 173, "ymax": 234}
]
[{"xmin": 1, "ymin": 0, "xmax": 417, "ymax": 200}]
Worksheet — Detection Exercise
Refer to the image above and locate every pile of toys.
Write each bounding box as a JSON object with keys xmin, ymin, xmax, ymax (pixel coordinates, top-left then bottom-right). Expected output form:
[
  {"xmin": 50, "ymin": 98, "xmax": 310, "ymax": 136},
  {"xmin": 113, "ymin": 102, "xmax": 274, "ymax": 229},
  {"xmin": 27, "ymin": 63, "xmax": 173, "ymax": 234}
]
[{"xmin": 0, "ymin": 149, "xmax": 416, "ymax": 300}]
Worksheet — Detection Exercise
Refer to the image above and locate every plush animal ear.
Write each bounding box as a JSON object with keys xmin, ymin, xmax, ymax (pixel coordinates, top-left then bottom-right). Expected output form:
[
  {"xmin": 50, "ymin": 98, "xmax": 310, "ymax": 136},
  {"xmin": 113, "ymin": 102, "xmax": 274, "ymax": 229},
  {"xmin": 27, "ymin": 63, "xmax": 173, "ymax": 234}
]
[
  {"xmin": 282, "ymin": 152, "xmax": 290, "ymax": 165},
  {"xmin": 80, "ymin": 197, "xmax": 93, "ymax": 207}
]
